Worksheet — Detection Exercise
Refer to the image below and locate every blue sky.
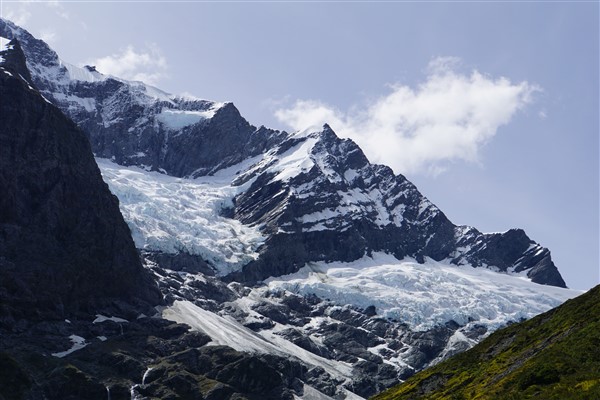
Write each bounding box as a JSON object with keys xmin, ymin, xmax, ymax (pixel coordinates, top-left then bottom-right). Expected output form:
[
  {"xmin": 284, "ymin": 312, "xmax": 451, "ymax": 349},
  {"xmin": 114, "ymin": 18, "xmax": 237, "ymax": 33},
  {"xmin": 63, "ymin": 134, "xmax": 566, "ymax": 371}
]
[{"xmin": 2, "ymin": 1, "xmax": 598, "ymax": 290}]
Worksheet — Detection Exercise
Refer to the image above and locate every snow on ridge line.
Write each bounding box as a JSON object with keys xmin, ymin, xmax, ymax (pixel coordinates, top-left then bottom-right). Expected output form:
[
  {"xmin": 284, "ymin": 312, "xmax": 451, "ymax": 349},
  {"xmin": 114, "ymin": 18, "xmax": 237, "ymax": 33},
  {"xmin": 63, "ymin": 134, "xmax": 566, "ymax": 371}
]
[
  {"xmin": 62, "ymin": 61, "xmax": 107, "ymax": 83},
  {"xmin": 96, "ymin": 157, "xmax": 265, "ymax": 275},
  {"xmin": 156, "ymin": 108, "xmax": 217, "ymax": 130},
  {"xmin": 265, "ymin": 252, "xmax": 582, "ymax": 332},
  {"xmin": 273, "ymin": 137, "xmax": 318, "ymax": 182},
  {"xmin": 51, "ymin": 335, "xmax": 87, "ymax": 358}
]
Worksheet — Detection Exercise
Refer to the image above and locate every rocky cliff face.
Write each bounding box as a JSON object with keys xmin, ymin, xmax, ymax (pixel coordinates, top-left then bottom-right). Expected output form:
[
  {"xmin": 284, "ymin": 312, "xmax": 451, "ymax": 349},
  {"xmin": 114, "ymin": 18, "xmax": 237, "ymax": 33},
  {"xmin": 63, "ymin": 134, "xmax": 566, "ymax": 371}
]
[
  {"xmin": 226, "ymin": 125, "xmax": 565, "ymax": 287},
  {"xmin": 0, "ymin": 39, "xmax": 161, "ymax": 323}
]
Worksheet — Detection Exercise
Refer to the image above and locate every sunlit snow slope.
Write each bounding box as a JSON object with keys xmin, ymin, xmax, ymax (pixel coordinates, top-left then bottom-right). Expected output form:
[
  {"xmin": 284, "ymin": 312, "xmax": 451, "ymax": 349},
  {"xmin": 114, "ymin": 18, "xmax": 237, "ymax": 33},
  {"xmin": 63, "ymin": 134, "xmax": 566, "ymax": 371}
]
[
  {"xmin": 98, "ymin": 158, "xmax": 265, "ymax": 275},
  {"xmin": 265, "ymin": 253, "xmax": 580, "ymax": 332}
]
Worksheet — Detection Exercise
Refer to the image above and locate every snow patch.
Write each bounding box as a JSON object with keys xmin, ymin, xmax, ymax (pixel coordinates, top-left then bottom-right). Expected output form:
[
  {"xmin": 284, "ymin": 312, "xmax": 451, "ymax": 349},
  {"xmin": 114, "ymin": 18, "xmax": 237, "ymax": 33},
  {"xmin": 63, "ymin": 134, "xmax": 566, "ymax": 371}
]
[
  {"xmin": 273, "ymin": 137, "xmax": 318, "ymax": 182},
  {"xmin": 63, "ymin": 62, "xmax": 107, "ymax": 83},
  {"xmin": 156, "ymin": 108, "xmax": 215, "ymax": 130},
  {"xmin": 52, "ymin": 92, "xmax": 96, "ymax": 112},
  {"xmin": 294, "ymin": 384, "xmax": 344, "ymax": 400},
  {"xmin": 93, "ymin": 314, "xmax": 129, "ymax": 324},
  {"xmin": 0, "ymin": 36, "xmax": 13, "ymax": 64},
  {"xmin": 343, "ymin": 169, "xmax": 360, "ymax": 183},
  {"xmin": 0, "ymin": 36, "xmax": 11, "ymax": 50},
  {"xmin": 51, "ymin": 335, "xmax": 87, "ymax": 358},
  {"xmin": 162, "ymin": 300, "xmax": 354, "ymax": 380}
]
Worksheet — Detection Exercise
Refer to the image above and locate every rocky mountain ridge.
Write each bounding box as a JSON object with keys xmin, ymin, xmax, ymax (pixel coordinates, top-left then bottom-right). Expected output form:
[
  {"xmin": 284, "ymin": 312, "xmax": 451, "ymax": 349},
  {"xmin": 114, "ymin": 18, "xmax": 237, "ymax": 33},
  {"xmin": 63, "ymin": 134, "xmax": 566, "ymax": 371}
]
[
  {"xmin": 0, "ymin": 18, "xmax": 286, "ymax": 178},
  {"xmin": 0, "ymin": 18, "xmax": 578, "ymax": 400},
  {"xmin": 0, "ymin": 37, "xmax": 351, "ymax": 400},
  {"xmin": 0, "ymin": 18, "xmax": 565, "ymax": 288}
]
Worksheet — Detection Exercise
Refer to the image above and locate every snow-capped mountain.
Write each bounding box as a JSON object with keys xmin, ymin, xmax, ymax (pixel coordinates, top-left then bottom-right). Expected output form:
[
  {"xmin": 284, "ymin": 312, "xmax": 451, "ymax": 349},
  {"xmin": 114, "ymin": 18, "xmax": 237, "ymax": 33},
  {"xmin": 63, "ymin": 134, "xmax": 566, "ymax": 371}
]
[
  {"xmin": 0, "ymin": 17, "xmax": 565, "ymax": 286},
  {"xmin": 0, "ymin": 18, "xmax": 285, "ymax": 178},
  {"xmin": 0, "ymin": 18, "xmax": 580, "ymax": 399}
]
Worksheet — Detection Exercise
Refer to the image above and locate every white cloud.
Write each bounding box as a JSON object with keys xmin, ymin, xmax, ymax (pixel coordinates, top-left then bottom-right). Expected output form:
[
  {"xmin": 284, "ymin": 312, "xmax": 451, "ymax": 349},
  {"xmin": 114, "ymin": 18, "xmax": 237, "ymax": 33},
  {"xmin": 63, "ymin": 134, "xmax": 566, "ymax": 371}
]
[
  {"xmin": 3, "ymin": 0, "xmax": 68, "ymax": 26},
  {"xmin": 39, "ymin": 29, "xmax": 57, "ymax": 44},
  {"xmin": 88, "ymin": 44, "xmax": 168, "ymax": 86},
  {"xmin": 275, "ymin": 57, "xmax": 539, "ymax": 176},
  {"xmin": 4, "ymin": 6, "xmax": 32, "ymax": 26},
  {"xmin": 46, "ymin": 1, "xmax": 70, "ymax": 20}
]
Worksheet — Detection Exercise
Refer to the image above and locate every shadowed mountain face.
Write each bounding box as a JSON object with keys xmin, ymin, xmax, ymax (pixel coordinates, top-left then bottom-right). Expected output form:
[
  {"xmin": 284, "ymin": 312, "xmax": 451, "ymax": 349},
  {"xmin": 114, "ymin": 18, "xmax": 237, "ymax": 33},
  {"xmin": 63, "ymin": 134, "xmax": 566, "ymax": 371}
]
[
  {"xmin": 0, "ymin": 40, "xmax": 161, "ymax": 323},
  {"xmin": 373, "ymin": 285, "xmax": 600, "ymax": 400}
]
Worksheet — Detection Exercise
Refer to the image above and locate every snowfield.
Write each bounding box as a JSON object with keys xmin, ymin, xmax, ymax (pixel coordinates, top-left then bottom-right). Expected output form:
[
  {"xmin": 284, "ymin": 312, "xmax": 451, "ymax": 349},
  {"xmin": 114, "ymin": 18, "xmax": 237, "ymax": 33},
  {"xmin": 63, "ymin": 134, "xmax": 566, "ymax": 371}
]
[
  {"xmin": 160, "ymin": 252, "xmax": 580, "ymax": 398},
  {"xmin": 97, "ymin": 158, "xmax": 265, "ymax": 275},
  {"xmin": 156, "ymin": 107, "xmax": 219, "ymax": 130},
  {"xmin": 265, "ymin": 253, "xmax": 581, "ymax": 332},
  {"xmin": 98, "ymin": 154, "xmax": 580, "ymax": 331}
]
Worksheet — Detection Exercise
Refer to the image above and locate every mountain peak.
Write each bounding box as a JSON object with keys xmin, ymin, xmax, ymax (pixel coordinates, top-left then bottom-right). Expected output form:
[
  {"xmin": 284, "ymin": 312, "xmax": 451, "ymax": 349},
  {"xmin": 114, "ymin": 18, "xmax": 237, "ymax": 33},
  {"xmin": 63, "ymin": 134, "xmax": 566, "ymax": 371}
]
[
  {"xmin": 0, "ymin": 38, "xmax": 32, "ymax": 83},
  {"xmin": 1, "ymin": 19, "xmax": 567, "ymax": 289}
]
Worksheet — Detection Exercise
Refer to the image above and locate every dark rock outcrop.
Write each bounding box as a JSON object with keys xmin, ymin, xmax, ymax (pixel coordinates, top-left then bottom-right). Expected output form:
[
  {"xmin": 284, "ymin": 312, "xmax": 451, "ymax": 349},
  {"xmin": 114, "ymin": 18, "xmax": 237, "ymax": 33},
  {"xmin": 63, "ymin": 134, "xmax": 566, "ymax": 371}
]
[
  {"xmin": 0, "ymin": 317, "xmax": 309, "ymax": 400},
  {"xmin": 0, "ymin": 39, "xmax": 31, "ymax": 83},
  {"xmin": 0, "ymin": 43, "xmax": 161, "ymax": 323}
]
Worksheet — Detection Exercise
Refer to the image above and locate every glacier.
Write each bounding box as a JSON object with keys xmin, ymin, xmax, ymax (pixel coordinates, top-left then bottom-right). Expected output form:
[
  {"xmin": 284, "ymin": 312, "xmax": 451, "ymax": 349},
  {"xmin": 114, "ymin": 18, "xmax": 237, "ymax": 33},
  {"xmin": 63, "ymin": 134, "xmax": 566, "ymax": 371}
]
[
  {"xmin": 264, "ymin": 252, "xmax": 580, "ymax": 332},
  {"xmin": 97, "ymin": 157, "xmax": 265, "ymax": 275}
]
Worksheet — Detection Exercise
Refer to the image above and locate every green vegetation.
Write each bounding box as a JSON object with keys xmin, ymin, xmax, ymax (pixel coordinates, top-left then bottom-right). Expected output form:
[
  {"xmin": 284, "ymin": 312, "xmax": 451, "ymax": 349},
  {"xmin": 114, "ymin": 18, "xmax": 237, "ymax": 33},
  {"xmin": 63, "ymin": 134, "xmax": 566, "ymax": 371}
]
[
  {"xmin": 0, "ymin": 353, "xmax": 31, "ymax": 400},
  {"xmin": 372, "ymin": 285, "xmax": 600, "ymax": 400}
]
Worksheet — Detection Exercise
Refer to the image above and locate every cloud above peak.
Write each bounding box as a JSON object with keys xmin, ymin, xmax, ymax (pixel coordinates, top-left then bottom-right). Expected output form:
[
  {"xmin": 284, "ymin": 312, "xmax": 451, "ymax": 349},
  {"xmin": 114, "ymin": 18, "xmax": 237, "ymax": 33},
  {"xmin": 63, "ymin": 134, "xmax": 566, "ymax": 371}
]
[
  {"xmin": 275, "ymin": 57, "xmax": 539, "ymax": 176},
  {"xmin": 88, "ymin": 44, "xmax": 168, "ymax": 86}
]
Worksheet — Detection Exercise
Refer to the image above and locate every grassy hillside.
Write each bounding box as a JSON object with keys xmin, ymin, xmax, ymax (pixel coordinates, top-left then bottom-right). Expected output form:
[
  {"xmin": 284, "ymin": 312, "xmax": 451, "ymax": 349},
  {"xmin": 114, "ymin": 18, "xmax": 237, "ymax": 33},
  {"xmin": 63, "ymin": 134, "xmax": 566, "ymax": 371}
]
[{"xmin": 373, "ymin": 285, "xmax": 600, "ymax": 400}]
